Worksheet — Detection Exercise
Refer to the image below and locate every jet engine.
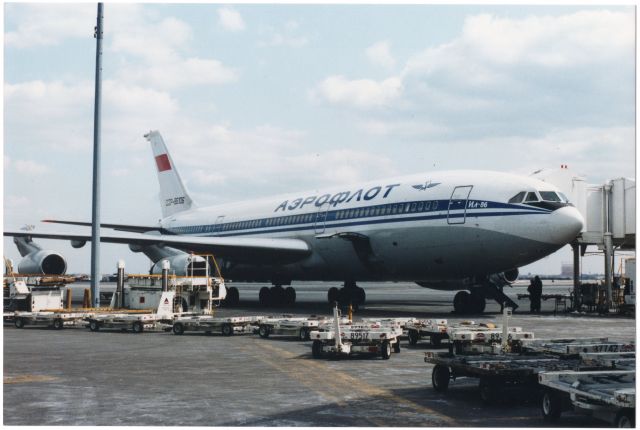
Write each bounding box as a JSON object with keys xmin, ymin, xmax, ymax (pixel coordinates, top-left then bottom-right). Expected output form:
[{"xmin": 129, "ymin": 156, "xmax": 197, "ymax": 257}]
[
  {"xmin": 150, "ymin": 253, "xmax": 208, "ymax": 276},
  {"xmin": 502, "ymin": 268, "xmax": 519, "ymax": 283},
  {"xmin": 13, "ymin": 237, "xmax": 67, "ymax": 275}
]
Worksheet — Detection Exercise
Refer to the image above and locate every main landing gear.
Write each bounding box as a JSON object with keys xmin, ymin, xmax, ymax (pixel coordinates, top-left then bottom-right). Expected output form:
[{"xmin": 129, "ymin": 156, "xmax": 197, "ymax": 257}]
[
  {"xmin": 327, "ymin": 281, "xmax": 366, "ymax": 309},
  {"xmin": 259, "ymin": 284, "xmax": 297, "ymax": 307},
  {"xmin": 452, "ymin": 281, "xmax": 519, "ymax": 314}
]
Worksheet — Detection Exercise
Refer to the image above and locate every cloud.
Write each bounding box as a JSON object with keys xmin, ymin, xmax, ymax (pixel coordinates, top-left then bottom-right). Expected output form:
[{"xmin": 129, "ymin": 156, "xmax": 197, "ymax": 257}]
[
  {"xmin": 366, "ymin": 41, "xmax": 396, "ymax": 69},
  {"xmin": 218, "ymin": 7, "xmax": 245, "ymax": 32},
  {"xmin": 12, "ymin": 159, "xmax": 51, "ymax": 175},
  {"xmin": 5, "ymin": 4, "xmax": 95, "ymax": 48},
  {"xmin": 311, "ymin": 76, "xmax": 402, "ymax": 109},
  {"xmin": 259, "ymin": 20, "xmax": 308, "ymax": 48}
]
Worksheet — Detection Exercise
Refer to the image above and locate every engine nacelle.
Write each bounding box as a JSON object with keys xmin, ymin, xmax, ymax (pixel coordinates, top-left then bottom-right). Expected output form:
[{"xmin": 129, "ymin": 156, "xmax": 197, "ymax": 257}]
[
  {"xmin": 18, "ymin": 250, "xmax": 67, "ymax": 275},
  {"xmin": 151, "ymin": 254, "xmax": 207, "ymax": 276}
]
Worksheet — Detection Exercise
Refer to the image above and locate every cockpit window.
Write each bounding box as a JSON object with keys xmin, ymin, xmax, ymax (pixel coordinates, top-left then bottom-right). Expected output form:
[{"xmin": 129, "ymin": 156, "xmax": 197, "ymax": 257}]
[
  {"xmin": 508, "ymin": 191, "xmax": 526, "ymax": 204},
  {"xmin": 539, "ymin": 191, "xmax": 562, "ymax": 202},
  {"xmin": 524, "ymin": 192, "xmax": 539, "ymax": 202},
  {"xmin": 557, "ymin": 192, "xmax": 570, "ymax": 203}
]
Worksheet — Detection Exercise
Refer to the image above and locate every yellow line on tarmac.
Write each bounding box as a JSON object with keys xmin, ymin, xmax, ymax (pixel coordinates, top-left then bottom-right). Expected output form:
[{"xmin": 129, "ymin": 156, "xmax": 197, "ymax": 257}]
[
  {"xmin": 239, "ymin": 344, "xmax": 383, "ymax": 426},
  {"xmin": 4, "ymin": 374, "xmax": 60, "ymax": 384},
  {"xmin": 255, "ymin": 341, "xmax": 456, "ymax": 426}
]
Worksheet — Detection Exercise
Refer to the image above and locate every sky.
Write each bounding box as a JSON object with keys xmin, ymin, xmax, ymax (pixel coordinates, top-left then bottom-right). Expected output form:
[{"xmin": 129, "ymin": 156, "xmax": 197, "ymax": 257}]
[{"xmin": 3, "ymin": 3, "xmax": 637, "ymax": 277}]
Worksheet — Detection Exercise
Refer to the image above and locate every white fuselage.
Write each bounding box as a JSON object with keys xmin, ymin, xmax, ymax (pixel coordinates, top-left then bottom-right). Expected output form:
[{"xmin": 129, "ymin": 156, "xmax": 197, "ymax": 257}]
[{"xmin": 160, "ymin": 170, "xmax": 584, "ymax": 284}]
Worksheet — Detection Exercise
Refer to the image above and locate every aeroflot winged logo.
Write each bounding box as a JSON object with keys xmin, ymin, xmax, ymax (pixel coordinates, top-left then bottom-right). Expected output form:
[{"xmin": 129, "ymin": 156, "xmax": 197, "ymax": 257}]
[{"xmin": 412, "ymin": 180, "xmax": 440, "ymax": 191}]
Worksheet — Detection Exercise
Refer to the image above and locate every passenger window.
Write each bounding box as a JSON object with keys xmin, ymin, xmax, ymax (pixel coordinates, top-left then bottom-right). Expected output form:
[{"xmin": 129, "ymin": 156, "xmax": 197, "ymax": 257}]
[
  {"xmin": 433, "ymin": 201, "xmax": 438, "ymax": 210},
  {"xmin": 525, "ymin": 192, "xmax": 539, "ymax": 202},
  {"xmin": 508, "ymin": 191, "xmax": 526, "ymax": 204},
  {"xmin": 410, "ymin": 202, "xmax": 417, "ymax": 212},
  {"xmin": 405, "ymin": 203, "xmax": 411, "ymax": 213},
  {"xmin": 539, "ymin": 191, "xmax": 561, "ymax": 202}
]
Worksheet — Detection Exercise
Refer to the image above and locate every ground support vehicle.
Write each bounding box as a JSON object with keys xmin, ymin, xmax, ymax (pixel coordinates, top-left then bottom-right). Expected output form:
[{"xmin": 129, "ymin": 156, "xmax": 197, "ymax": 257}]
[
  {"xmin": 85, "ymin": 312, "xmax": 173, "ymax": 333},
  {"xmin": 405, "ymin": 319, "xmax": 449, "ymax": 347},
  {"xmin": 425, "ymin": 339, "xmax": 635, "ymax": 404},
  {"xmin": 447, "ymin": 324, "xmax": 535, "ymax": 354},
  {"xmin": 521, "ymin": 337, "xmax": 635, "ymax": 356},
  {"xmin": 425, "ymin": 351, "xmax": 582, "ymax": 403},
  {"xmin": 538, "ymin": 370, "xmax": 635, "ymax": 426},
  {"xmin": 12, "ymin": 310, "xmax": 93, "ymax": 330},
  {"xmin": 309, "ymin": 305, "xmax": 403, "ymax": 359},
  {"xmin": 172, "ymin": 315, "xmax": 264, "ymax": 336},
  {"xmin": 258, "ymin": 315, "xmax": 333, "ymax": 340},
  {"xmin": 86, "ymin": 291, "xmax": 175, "ymax": 333}
]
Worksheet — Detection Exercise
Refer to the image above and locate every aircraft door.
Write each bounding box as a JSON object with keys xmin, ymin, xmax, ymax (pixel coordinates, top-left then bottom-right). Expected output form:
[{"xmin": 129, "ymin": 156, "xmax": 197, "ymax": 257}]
[
  {"xmin": 447, "ymin": 185, "xmax": 473, "ymax": 225},
  {"xmin": 314, "ymin": 202, "xmax": 331, "ymax": 234}
]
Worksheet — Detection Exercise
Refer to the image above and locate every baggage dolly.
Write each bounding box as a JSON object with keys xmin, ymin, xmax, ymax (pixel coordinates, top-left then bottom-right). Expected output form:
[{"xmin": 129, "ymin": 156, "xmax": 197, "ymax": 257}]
[
  {"xmin": 258, "ymin": 315, "xmax": 332, "ymax": 340},
  {"xmin": 538, "ymin": 370, "xmax": 635, "ymax": 426},
  {"xmin": 309, "ymin": 305, "xmax": 403, "ymax": 359},
  {"xmin": 405, "ymin": 319, "xmax": 449, "ymax": 347},
  {"xmin": 12, "ymin": 311, "xmax": 92, "ymax": 330},
  {"xmin": 85, "ymin": 291, "xmax": 175, "ymax": 333},
  {"xmin": 172, "ymin": 315, "xmax": 264, "ymax": 336}
]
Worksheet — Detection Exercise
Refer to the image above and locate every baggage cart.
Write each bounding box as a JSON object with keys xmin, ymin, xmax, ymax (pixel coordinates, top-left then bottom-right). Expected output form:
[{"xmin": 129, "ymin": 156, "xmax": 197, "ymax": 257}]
[
  {"xmin": 12, "ymin": 310, "xmax": 93, "ymax": 330},
  {"xmin": 172, "ymin": 315, "xmax": 264, "ymax": 336},
  {"xmin": 258, "ymin": 315, "xmax": 333, "ymax": 340},
  {"xmin": 309, "ymin": 305, "xmax": 402, "ymax": 359},
  {"xmin": 86, "ymin": 291, "xmax": 175, "ymax": 333},
  {"xmin": 405, "ymin": 319, "xmax": 448, "ymax": 347},
  {"xmin": 538, "ymin": 370, "xmax": 635, "ymax": 426}
]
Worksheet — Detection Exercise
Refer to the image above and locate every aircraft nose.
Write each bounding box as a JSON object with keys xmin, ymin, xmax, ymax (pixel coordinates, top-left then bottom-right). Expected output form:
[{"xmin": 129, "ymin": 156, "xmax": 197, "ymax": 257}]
[{"xmin": 547, "ymin": 206, "xmax": 585, "ymax": 245}]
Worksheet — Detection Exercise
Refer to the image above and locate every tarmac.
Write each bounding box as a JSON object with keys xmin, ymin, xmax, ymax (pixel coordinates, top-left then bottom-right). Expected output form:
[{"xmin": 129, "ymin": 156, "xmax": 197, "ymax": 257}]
[{"xmin": 3, "ymin": 281, "xmax": 636, "ymax": 426}]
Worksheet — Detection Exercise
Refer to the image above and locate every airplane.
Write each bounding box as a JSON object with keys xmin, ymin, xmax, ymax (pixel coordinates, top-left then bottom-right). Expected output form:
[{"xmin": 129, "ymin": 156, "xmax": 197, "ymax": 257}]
[{"xmin": 4, "ymin": 130, "xmax": 585, "ymax": 313}]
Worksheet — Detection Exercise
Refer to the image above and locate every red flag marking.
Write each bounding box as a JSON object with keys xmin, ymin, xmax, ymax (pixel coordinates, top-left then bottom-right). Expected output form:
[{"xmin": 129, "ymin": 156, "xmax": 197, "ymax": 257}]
[{"xmin": 155, "ymin": 154, "xmax": 171, "ymax": 172}]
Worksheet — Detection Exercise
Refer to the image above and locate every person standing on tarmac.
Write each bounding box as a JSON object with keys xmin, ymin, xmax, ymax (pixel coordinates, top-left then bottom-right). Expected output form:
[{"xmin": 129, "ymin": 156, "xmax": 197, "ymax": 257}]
[{"xmin": 528, "ymin": 276, "xmax": 543, "ymax": 313}]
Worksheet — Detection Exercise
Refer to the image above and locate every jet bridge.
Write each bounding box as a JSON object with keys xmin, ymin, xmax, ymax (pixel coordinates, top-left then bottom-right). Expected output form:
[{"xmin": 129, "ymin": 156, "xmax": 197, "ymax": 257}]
[{"xmin": 532, "ymin": 167, "xmax": 635, "ymax": 308}]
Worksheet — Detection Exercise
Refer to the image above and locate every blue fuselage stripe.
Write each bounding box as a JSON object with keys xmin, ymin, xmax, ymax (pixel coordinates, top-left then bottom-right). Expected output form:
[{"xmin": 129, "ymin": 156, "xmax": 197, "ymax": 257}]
[{"xmin": 167, "ymin": 206, "xmax": 548, "ymax": 238}]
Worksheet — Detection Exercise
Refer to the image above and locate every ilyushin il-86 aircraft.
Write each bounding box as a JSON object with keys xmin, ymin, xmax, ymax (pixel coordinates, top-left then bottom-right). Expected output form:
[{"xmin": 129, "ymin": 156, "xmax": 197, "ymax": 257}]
[{"xmin": 5, "ymin": 131, "xmax": 584, "ymax": 313}]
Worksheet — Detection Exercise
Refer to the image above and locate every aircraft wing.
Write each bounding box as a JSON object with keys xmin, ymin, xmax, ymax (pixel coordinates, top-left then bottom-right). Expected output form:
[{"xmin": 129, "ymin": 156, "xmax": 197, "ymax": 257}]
[
  {"xmin": 42, "ymin": 219, "xmax": 159, "ymax": 233},
  {"xmin": 4, "ymin": 230, "xmax": 311, "ymax": 264}
]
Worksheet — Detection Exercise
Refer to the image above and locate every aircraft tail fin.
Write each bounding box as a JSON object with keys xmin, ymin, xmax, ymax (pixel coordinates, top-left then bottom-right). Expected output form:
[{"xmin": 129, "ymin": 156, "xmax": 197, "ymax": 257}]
[{"xmin": 144, "ymin": 131, "xmax": 194, "ymax": 218}]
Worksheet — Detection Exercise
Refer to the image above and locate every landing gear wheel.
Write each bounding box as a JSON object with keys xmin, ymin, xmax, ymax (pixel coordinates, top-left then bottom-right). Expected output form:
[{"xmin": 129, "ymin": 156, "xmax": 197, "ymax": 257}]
[
  {"xmin": 355, "ymin": 287, "xmax": 366, "ymax": 305},
  {"xmin": 14, "ymin": 318, "xmax": 25, "ymax": 329},
  {"xmin": 221, "ymin": 323, "xmax": 233, "ymax": 337},
  {"xmin": 270, "ymin": 286, "xmax": 285, "ymax": 306},
  {"xmin": 393, "ymin": 340, "xmax": 401, "ymax": 353},
  {"xmin": 327, "ymin": 287, "xmax": 339, "ymax": 304},
  {"xmin": 337, "ymin": 288, "xmax": 350, "ymax": 307},
  {"xmin": 173, "ymin": 322, "xmax": 184, "ymax": 335},
  {"xmin": 381, "ymin": 340, "xmax": 392, "ymax": 359},
  {"xmin": 259, "ymin": 287, "xmax": 270, "ymax": 306},
  {"xmin": 312, "ymin": 340, "xmax": 323, "ymax": 358},
  {"xmin": 53, "ymin": 319, "xmax": 64, "ymax": 330},
  {"xmin": 541, "ymin": 389, "xmax": 562, "ymax": 422},
  {"xmin": 479, "ymin": 378, "xmax": 499, "ymax": 404},
  {"xmin": 132, "ymin": 321, "xmax": 144, "ymax": 333},
  {"xmin": 615, "ymin": 409, "xmax": 635, "ymax": 428},
  {"xmin": 470, "ymin": 292, "xmax": 486, "ymax": 313},
  {"xmin": 89, "ymin": 320, "xmax": 100, "ymax": 332},
  {"xmin": 258, "ymin": 325, "xmax": 270, "ymax": 339},
  {"xmin": 225, "ymin": 287, "xmax": 240, "ymax": 307},
  {"xmin": 430, "ymin": 335, "xmax": 442, "ymax": 348},
  {"xmin": 453, "ymin": 291, "xmax": 471, "ymax": 314},
  {"xmin": 408, "ymin": 329, "xmax": 419, "ymax": 346},
  {"xmin": 299, "ymin": 327, "xmax": 309, "ymax": 341},
  {"xmin": 284, "ymin": 287, "xmax": 296, "ymax": 306},
  {"xmin": 431, "ymin": 364, "xmax": 450, "ymax": 392}
]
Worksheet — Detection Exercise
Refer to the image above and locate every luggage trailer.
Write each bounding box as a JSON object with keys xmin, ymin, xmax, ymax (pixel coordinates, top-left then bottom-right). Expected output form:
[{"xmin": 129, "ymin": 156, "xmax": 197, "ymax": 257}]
[
  {"xmin": 308, "ymin": 305, "xmax": 403, "ymax": 359},
  {"xmin": 85, "ymin": 291, "xmax": 176, "ymax": 333},
  {"xmin": 12, "ymin": 310, "xmax": 95, "ymax": 330},
  {"xmin": 172, "ymin": 315, "xmax": 265, "ymax": 336},
  {"xmin": 538, "ymin": 370, "xmax": 635, "ymax": 426},
  {"xmin": 258, "ymin": 315, "xmax": 336, "ymax": 341},
  {"xmin": 425, "ymin": 338, "xmax": 635, "ymax": 404}
]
